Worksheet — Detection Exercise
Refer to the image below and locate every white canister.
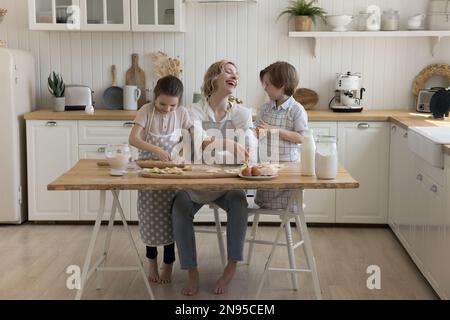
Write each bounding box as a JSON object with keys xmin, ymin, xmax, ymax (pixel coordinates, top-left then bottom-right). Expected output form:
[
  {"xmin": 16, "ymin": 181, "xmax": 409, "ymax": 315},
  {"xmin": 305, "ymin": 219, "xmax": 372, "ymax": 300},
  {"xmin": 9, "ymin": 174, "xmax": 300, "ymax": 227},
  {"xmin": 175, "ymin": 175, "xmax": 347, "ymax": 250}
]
[
  {"xmin": 315, "ymin": 135, "xmax": 338, "ymax": 179},
  {"xmin": 123, "ymin": 85, "xmax": 142, "ymax": 110}
]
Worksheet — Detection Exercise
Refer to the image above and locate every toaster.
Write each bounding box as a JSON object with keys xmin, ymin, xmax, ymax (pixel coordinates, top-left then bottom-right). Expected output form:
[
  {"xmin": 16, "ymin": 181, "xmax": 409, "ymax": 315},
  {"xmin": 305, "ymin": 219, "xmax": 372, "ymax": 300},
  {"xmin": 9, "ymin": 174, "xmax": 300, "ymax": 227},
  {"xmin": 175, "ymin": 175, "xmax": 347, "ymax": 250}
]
[
  {"xmin": 65, "ymin": 85, "xmax": 94, "ymax": 111},
  {"xmin": 416, "ymin": 87, "xmax": 444, "ymax": 113}
]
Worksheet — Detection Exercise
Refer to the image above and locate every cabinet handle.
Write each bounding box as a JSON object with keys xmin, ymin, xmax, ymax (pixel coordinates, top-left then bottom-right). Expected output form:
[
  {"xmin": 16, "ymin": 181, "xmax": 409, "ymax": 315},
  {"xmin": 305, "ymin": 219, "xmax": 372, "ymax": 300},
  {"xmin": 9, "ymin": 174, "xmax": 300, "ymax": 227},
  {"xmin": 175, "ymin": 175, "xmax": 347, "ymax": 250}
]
[
  {"xmin": 97, "ymin": 147, "xmax": 106, "ymax": 153},
  {"xmin": 358, "ymin": 123, "xmax": 370, "ymax": 129},
  {"xmin": 430, "ymin": 185, "xmax": 438, "ymax": 193},
  {"xmin": 123, "ymin": 122, "xmax": 134, "ymax": 128},
  {"xmin": 416, "ymin": 174, "xmax": 423, "ymax": 181},
  {"xmin": 46, "ymin": 121, "xmax": 57, "ymax": 127},
  {"xmin": 403, "ymin": 132, "xmax": 408, "ymax": 138},
  {"xmin": 391, "ymin": 125, "xmax": 397, "ymax": 131}
]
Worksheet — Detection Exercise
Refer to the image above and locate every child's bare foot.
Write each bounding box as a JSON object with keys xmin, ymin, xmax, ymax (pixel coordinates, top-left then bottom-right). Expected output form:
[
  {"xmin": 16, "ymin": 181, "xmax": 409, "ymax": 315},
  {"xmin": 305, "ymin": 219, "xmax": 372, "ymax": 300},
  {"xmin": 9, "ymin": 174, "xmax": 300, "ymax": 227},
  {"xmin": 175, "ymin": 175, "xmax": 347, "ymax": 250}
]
[
  {"xmin": 214, "ymin": 261, "xmax": 237, "ymax": 295},
  {"xmin": 148, "ymin": 259, "xmax": 160, "ymax": 283},
  {"xmin": 158, "ymin": 263, "xmax": 173, "ymax": 284},
  {"xmin": 181, "ymin": 268, "xmax": 199, "ymax": 296}
]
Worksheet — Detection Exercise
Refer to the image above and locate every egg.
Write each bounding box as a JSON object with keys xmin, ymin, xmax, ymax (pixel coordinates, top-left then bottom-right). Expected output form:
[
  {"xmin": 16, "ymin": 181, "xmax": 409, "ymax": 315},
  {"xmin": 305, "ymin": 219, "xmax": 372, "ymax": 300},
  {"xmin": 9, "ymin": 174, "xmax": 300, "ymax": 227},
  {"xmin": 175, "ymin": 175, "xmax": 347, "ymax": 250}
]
[
  {"xmin": 251, "ymin": 166, "xmax": 262, "ymax": 176},
  {"xmin": 241, "ymin": 167, "xmax": 252, "ymax": 176}
]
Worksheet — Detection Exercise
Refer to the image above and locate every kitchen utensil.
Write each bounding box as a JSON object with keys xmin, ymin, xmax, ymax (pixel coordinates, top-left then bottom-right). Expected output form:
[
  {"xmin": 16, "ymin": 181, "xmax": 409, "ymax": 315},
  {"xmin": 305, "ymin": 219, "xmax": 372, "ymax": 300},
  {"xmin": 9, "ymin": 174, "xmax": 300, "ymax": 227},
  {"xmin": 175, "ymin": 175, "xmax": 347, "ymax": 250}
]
[
  {"xmin": 329, "ymin": 72, "xmax": 366, "ymax": 112},
  {"xmin": 366, "ymin": 5, "xmax": 381, "ymax": 31},
  {"xmin": 126, "ymin": 54, "xmax": 146, "ymax": 108},
  {"xmin": 381, "ymin": 9, "xmax": 400, "ymax": 31},
  {"xmin": 135, "ymin": 160, "xmax": 185, "ymax": 169},
  {"xmin": 408, "ymin": 14, "xmax": 426, "ymax": 30},
  {"xmin": 103, "ymin": 65, "xmax": 123, "ymax": 109},
  {"xmin": 105, "ymin": 143, "xmax": 132, "ymax": 176},
  {"xmin": 293, "ymin": 88, "xmax": 319, "ymax": 110},
  {"xmin": 123, "ymin": 85, "xmax": 141, "ymax": 110},
  {"xmin": 325, "ymin": 15, "xmax": 353, "ymax": 31},
  {"xmin": 65, "ymin": 85, "xmax": 94, "ymax": 110},
  {"xmin": 140, "ymin": 168, "xmax": 239, "ymax": 179},
  {"xmin": 416, "ymin": 87, "xmax": 445, "ymax": 112},
  {"xmin": 428, "ymin": 0, "xmax": 450, "ymax": 30},
  {"xmin": 430, "ymin": 88, "xmax": 450, "ymax": 118}
]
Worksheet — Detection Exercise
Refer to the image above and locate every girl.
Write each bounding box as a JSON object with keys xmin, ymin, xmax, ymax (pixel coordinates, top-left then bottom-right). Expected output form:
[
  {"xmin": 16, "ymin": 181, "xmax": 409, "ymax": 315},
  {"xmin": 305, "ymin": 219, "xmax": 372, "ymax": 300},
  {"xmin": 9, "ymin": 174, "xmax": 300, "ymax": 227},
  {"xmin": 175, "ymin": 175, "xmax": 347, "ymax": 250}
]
[
  {"xmin": 255, "ymin": 61, "xmax": 308, "ymax": 209},
  {"xmin": 129, "ymin": 75, "xmax": 192, "ymax": 284}
]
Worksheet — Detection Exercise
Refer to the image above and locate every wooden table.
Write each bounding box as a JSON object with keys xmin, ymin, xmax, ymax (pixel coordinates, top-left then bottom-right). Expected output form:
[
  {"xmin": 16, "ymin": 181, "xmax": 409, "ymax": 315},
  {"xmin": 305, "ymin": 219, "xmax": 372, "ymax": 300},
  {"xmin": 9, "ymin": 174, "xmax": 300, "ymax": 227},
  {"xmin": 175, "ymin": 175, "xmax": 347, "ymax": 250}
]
[{"xmin": 48, "ymin": 159, "xmax": 359, "ymax": 300}]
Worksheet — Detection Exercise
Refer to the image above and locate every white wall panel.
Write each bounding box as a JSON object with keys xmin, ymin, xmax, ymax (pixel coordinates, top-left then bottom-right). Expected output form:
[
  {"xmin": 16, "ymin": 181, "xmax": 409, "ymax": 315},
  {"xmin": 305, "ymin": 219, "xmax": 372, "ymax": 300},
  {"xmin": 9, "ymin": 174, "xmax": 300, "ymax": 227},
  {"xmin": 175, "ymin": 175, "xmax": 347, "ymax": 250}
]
[{"xmin": 0, "ymin": 0, "xmax": 449, "ymax": 112}]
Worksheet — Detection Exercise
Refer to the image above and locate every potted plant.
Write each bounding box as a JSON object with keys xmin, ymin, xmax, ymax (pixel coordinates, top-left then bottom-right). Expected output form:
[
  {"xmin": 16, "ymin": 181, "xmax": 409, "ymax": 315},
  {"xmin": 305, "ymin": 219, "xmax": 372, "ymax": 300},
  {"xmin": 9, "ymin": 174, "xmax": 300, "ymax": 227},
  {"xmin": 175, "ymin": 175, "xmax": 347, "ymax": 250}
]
[
  {"xmin": 48, "ymin": 72, "xmax": 65, "ymax": 112},
  {"xmin": 278, "ymin": 0, "xmax": 327, "ymax": 32}
]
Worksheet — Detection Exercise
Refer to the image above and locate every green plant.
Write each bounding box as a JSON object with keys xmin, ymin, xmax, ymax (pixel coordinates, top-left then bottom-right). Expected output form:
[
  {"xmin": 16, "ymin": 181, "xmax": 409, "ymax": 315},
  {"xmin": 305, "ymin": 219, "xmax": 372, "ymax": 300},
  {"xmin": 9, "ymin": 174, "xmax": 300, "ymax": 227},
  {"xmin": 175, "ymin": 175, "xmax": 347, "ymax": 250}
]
[
  {"xmin": 277, "ymin": 0, "xmax": 327, "ymax": 23},
  {"xmin": 47, "ymin": 72, "xmax": 65, "ymax": 97}
]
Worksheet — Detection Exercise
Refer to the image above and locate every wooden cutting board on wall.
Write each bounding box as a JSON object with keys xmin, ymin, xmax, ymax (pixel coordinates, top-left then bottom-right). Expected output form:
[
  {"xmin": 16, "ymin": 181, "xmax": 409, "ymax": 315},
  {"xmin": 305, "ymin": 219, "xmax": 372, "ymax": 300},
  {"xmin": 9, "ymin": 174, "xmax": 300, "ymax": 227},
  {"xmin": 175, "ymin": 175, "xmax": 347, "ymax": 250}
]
[{"xmin": 125, "ymin": 53, "xmax": 146, "ymax": 107}]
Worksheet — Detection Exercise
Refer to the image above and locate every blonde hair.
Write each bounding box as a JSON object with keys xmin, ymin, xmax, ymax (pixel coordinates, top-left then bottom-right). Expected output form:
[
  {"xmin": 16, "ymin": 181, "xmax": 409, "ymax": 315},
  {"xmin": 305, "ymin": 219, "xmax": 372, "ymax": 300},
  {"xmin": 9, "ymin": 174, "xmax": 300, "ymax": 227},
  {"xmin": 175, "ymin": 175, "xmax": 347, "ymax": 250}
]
[{"xmin": 201, "ymin": 60, "xmax": 237, "ymax": 99}]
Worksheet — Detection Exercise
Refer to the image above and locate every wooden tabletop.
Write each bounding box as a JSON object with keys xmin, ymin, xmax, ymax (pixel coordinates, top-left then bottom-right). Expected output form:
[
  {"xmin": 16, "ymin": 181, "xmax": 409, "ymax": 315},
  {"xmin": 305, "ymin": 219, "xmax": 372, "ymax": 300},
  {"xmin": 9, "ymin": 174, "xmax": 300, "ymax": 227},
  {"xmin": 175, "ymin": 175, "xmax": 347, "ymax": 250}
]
[{"xmin": 47, "ymin": 159, "xmax": 359, "ymax": 191}]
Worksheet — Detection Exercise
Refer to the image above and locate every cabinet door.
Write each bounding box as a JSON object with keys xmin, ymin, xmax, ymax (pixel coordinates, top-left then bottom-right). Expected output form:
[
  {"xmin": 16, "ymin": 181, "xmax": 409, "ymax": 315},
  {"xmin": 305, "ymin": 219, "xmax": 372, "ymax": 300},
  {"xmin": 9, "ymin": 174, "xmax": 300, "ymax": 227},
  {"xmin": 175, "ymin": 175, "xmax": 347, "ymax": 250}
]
[
  {"xmin": 28, "ymin": 0, "xmax": 81, "ymax": 30},
  {"xmin": 303, "ymin": 122, "xmax": 337, "ymax": 223},
  {"xmin": 131, "ymin": 0, "xmax": 185, "ymax": 32},
  {"xmin": 388, "ymin": 125, "xmax": 400, "ymax": 230},
  {"xmin": 80, "ymin": 0, "xmax": 130, "ymax": 31},
  {"xmin": 336, "ymin": 122, "xmax": 389, "ymax": 223},
  {"xmin": 26, "ymin": 120, "xmax": 79, "ymax": 220},
  {"xmin": 78, "ymin": 145, "xmax": 131, "ymax": 221},
  {"xmin": 445, "ymin": 158, "xmax": 450, "ymax": 299}
]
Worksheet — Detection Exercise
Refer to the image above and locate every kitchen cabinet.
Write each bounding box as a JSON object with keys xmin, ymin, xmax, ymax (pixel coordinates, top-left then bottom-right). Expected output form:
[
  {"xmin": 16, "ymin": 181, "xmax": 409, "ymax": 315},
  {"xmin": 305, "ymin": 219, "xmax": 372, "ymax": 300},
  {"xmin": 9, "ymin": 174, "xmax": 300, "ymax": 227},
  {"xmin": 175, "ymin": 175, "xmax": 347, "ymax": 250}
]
[
  {"xmin": 131, "ymin": 0, "xmax": 185, "ymax": 32},
  {"xmin": 26, "ymin": 120, "xmax": 79, "ymax": 220},
  {"xmin": 26, "ymin": 119, "xmax": 140, "ymax": 221},
  {"xmin": 445, "ymin": 155, "xmax": 450, "ymax": 299},
  {"xmin": 303, "ymin": 121, "xmax": 337, "ymax": 223},
  {"xmin": 28, "ymin": 0, "xmax": 185, "ymax": 32},
  {"xmin": 80, "ymin": 0, "xmax": 130, "ymax": 31},
  {"xmin": 28, "ymin": 0, "xmax": 81, "ymax": 31},
  {"xmin": 388, "ymin": 125, "xmax": 414, "ymax": 249},
  {"xmin": 336, "ymin": 121, "xmax": 389, "ymax": 223}
]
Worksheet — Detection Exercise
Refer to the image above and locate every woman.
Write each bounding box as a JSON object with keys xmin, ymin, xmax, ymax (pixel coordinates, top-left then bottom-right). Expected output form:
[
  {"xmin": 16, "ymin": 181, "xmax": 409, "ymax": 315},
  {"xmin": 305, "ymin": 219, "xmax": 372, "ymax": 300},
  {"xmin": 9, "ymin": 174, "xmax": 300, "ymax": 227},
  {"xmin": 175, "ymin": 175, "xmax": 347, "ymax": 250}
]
[{"xmin": 171, "ymin": 60, "xmax": 253, "ymax": 296}]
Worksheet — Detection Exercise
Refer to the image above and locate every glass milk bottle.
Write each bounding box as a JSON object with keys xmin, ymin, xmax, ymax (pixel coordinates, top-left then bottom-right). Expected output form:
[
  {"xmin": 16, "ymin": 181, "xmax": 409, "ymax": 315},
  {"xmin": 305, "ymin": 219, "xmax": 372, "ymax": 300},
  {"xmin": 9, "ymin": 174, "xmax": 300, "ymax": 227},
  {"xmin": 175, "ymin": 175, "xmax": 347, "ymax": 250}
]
[
  {"xmin": 300, "ymin": 129, "xmax": 316, "ymax": 176},
  {"xmin": 315, "ymin": 136, "xmax": 338, "ymax": 179}
]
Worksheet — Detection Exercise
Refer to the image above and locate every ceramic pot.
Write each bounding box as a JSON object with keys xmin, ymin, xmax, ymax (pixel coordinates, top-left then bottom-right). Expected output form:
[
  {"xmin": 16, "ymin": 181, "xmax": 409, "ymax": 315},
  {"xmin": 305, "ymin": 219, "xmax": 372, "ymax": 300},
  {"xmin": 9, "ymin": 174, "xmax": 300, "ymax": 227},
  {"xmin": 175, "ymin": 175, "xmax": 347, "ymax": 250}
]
[
  {"xmin": 295, "ymin": 16, "xmax": 313, "ymax": 31},
  {"xmin": 53, "ymin": 97, "xmax": 65, "ymax": 112}
]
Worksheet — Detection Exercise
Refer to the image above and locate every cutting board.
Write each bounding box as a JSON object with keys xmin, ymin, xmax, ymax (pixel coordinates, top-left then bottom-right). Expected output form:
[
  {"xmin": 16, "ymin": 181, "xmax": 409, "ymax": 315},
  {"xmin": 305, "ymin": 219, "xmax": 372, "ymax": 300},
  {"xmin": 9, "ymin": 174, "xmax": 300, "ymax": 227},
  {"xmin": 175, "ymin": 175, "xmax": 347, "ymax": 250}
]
[
  {"xmin": 140, "ymin": 166, "xmax": 240, "ymax": 179},
  {"xmin": 125, "ymin": 53, "xmax": 146, "ymax": 107},
  {"xmin": 293, "ymin": 88, "xmax": 319, "ymax": 110}
]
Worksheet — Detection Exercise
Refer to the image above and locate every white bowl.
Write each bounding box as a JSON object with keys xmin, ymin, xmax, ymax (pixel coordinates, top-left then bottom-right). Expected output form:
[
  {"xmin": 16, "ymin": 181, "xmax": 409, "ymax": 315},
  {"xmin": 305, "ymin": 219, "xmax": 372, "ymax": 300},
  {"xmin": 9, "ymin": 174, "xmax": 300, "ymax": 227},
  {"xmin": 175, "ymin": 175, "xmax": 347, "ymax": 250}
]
[{"xmin": 325, "ymin": 15, "xmax": 353, "ymax": 32}]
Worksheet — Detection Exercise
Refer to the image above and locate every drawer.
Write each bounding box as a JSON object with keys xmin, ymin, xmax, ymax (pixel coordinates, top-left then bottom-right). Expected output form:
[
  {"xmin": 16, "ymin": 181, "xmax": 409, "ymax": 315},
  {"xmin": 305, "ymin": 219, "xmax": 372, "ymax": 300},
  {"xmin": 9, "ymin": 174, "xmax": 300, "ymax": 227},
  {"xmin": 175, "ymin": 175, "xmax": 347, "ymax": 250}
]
[{"xmin": 78, "ymin": 121, "xmax": 134, "ymax": 145}]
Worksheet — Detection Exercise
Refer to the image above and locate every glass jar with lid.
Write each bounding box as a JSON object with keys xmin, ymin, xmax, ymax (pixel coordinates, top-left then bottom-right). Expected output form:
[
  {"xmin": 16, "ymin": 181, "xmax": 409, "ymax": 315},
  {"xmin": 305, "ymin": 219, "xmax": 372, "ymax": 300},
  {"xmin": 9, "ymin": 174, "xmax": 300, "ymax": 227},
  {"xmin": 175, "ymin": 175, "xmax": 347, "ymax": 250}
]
[
  {"xmin": 381, "ymin": 9, "xmax": 400, "ymax": 31},
  {"xmin": 314, "ymin": 135, "xmax": 338, "ymax": 180},
  {"xmin": 356, "ymin": 11, "xmax": 370, "ymax": 31}
]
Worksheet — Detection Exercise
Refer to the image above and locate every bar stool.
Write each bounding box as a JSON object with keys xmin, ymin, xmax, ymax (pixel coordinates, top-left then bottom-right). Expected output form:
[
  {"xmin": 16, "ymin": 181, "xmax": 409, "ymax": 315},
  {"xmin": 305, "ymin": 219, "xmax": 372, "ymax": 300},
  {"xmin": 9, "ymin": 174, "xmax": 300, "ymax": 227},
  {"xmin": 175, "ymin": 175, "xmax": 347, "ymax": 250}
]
[
  {"xmin": 246, "ymin": 190, "xmax": 322, "ymax": 299},
  {"xmin": 194, "ymin": 204, "xmax": 227, "ymax": 267}
]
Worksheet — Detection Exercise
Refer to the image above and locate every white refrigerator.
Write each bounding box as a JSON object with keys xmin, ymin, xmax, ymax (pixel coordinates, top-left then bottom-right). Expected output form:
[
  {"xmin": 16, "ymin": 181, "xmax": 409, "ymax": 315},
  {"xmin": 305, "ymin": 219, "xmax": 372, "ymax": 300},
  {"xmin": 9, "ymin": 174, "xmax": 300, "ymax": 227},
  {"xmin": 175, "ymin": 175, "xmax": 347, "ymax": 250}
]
[{"xmin": 0, "ymin": 48, "xmax": 36, "ymax": 223}]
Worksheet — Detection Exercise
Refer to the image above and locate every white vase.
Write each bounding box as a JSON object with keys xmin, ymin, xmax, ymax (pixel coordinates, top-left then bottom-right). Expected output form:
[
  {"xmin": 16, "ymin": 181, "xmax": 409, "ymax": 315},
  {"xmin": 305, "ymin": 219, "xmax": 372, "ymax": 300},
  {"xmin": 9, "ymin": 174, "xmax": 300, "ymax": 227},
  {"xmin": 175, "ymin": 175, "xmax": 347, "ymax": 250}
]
[{"xmin": 53, "ymin": 97, "xmax": 65, "ymax": 112}]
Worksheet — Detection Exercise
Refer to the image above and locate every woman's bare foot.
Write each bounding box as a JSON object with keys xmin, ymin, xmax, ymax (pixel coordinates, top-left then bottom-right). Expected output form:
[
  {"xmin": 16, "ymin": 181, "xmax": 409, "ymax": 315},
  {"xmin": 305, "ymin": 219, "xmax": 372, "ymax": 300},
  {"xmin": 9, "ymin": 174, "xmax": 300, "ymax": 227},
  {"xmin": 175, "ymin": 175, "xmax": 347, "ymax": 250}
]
[
  {"xmin": 159, "ymin": 263, "xmax": 173, "ymax": 284},
  {"xmin": 148, "ymin": 259, "xmax": 160, "ymax": 283},
  {"xmin": 214, "ymin": 261, "xmax": 237, "ymax": 295},
  {"xmin": 181, "ymin": 268, "xmax": 199, "ymax": 296}
]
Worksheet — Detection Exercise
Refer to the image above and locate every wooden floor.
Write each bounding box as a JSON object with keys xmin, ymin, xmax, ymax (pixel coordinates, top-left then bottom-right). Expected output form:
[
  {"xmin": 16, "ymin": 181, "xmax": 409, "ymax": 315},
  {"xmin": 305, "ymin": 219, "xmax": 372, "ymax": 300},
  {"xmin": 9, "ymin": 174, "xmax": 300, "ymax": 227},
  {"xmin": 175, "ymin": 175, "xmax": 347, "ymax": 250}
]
[{"xmin": 0, "ymin": 223, "xmax": 438, "ymax": 300}]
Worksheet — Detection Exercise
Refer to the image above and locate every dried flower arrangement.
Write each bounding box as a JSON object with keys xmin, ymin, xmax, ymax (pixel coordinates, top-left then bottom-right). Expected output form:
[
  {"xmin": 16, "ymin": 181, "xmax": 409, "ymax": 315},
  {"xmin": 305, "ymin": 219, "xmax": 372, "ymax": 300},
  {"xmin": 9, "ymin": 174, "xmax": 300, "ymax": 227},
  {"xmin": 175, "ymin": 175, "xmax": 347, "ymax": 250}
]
[
  {"xmin": 151, "ymin": 51, "xmax": 183, "ymax": 79},
  {"xmin": 0, "ymin": 8, "xmax": 7, "ymax": 23}
]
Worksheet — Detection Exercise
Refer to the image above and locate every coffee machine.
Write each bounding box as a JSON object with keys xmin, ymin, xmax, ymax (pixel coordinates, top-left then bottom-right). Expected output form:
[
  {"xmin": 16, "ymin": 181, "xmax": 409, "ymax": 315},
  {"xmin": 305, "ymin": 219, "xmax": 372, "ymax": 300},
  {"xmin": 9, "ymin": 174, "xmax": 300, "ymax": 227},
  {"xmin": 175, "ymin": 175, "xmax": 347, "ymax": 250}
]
[{"xmin": 329, "ymin": 72, "xmax": 366, "ymax": 112}]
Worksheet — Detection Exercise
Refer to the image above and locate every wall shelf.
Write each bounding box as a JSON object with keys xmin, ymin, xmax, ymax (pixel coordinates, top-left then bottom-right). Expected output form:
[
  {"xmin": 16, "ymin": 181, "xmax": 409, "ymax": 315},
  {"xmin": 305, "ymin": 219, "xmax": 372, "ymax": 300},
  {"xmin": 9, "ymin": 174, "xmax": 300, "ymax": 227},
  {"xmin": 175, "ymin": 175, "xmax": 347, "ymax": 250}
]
[{"xmin": 289, "ymin": 30, "xmax": 450, "ymax": 58}]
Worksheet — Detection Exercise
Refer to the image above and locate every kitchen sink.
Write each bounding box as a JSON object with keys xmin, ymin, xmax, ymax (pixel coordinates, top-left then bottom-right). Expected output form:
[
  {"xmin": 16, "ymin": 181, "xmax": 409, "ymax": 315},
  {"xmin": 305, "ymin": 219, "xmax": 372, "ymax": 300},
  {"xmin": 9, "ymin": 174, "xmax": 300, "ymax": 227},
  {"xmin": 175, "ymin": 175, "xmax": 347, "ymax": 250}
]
[{"xmin": 408, "ymin": 126, "xmax": 450, "ymax": 168}]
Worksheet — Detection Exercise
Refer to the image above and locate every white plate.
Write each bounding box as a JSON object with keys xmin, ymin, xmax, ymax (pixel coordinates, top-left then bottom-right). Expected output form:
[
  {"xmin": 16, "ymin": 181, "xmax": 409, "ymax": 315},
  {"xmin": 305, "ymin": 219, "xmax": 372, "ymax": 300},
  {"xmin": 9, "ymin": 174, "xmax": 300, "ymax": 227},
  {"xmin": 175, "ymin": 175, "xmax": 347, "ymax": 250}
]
[{"xmin": 238, "ymin": 173, "xmax": 278, "ymax": 180}]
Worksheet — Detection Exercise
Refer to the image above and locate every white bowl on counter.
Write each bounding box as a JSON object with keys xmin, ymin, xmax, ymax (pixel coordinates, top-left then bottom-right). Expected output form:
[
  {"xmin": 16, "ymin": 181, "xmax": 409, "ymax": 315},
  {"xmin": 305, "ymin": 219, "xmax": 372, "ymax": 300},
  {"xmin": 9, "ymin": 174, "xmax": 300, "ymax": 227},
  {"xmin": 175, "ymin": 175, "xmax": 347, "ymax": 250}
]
[{"xmin": 325, "ymin": 15, "xmax": 353, "ymax": 31}]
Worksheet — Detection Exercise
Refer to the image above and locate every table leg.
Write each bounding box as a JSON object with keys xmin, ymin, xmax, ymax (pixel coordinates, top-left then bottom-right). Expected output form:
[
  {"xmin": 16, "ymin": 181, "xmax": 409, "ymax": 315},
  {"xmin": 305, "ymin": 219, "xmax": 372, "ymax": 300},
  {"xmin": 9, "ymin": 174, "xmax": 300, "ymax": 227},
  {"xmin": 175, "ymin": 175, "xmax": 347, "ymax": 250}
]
[
  {"xmin": 96, "ymin": 192, "xmax": 118, "ymax": 290},
  {"xmin": 294, "ymin": 189, "xmax": 322, "ymax": 300},
  {"xmin": 111, "ymin": 190, "xmax": 155, "ymax": 300},
  {"xmin": 284, "ymin": 218, "xmax": 299, "ymax": 291},
  {"xmin": 75, "ymin": 190, "xmax": 106, "ymax": 300}
]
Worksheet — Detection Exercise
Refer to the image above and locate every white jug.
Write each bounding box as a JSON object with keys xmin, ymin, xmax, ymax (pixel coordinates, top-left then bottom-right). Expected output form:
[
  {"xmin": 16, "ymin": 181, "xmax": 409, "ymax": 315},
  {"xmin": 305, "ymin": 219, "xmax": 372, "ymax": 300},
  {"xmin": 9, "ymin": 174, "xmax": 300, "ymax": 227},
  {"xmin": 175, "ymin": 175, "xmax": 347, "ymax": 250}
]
[{"xmin": 124, "ymin": 85, "xmax": 142, "ymax": 110}]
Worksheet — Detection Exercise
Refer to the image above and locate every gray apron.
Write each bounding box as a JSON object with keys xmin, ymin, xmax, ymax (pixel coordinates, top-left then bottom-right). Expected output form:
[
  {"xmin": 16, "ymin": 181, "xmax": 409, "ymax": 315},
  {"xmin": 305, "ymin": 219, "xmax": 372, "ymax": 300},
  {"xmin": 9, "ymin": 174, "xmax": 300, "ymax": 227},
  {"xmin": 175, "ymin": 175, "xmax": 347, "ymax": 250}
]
[
  {"xmin": 138, "ymin": 107, "xmax": 181, "ymax": 246},
  {"xmin": 187, "ymin": 118, "xmax": 235, "ymax": 204}
]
